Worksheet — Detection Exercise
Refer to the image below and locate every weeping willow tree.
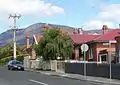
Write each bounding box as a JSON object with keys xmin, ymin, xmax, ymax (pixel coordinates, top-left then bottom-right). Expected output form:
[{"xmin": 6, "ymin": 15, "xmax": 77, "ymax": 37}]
[{"xmin": 34, "ymin": 28, "xmax": 74, "ymax": 60}]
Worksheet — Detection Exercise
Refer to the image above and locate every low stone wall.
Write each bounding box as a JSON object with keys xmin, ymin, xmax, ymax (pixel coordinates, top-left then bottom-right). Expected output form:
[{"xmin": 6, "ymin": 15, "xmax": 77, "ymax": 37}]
[
  {"xmin": 24, "ymin": 56, "xmax": 40, "ymax": 69},
  {"xmin": 24, "ymin": 57, "xmax": 65, "ymax": 72},
  {"xmin": 24, "ymin": 56, "xmax": 30, "ymax": 69},
  {"xmin": 39, "ymin": 60, "xmax": 65, "ymax": 72},
  {"xmin": 30, "ymin": 60, "xmax": 40, "ymax": 69},
  {"xmin": 50, "ymin": 60, "xmax": 57, "ymax": 71},
  {"xmin": 56, "ymin": 61, "xmax": 65, "ymax": 73},
  {"xmin": 42, "ymin": 61, "xmax": 51, "ymax": 70}
]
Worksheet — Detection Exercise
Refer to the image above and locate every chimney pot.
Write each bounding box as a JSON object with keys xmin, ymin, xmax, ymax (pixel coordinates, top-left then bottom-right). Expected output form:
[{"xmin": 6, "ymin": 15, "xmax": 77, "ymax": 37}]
[
  {"xmin": 73, "ymin": 28, "xmax": 77, "ymax": 34},
  {"xmin": 44, "ymin": 23, "xmax": 49, "ymax": 30},
  {"xmin": 78, "ymin": 28, "xmax": 83, "ymax": 35},
  {"xmin": 102, "ymin": 25, "xmax": 108, "ymax": 34},
  {"xmin": 26, "ymin": 36, "xmax": 30, "ymax": 49},
  {"xmin": 119, "ymin": 24, "xmax": 120, "ymax": 28}
]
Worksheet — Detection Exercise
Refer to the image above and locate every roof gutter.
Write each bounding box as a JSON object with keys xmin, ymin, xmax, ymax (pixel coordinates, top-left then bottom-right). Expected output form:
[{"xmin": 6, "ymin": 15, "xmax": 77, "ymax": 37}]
[{"xmin": 88, "ymin": 40, "xmax": 116, "ymax": 44}]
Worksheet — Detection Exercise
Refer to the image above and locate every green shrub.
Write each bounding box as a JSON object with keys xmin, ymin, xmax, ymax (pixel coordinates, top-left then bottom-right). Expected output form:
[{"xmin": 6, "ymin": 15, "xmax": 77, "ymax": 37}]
[
  {"xmin": 0, "ymin": 56, "xmax": 13, "ymax": 66},
  {"xmin": 16, "ymin": 55, "xmax": 24, "ymax": 61}
]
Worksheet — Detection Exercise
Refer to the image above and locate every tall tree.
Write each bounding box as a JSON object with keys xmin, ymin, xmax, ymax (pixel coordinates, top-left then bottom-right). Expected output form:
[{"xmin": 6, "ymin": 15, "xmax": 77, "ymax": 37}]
[{"xmin": 34, "ymin": 28, "xmax": 74, "ymax": 60}]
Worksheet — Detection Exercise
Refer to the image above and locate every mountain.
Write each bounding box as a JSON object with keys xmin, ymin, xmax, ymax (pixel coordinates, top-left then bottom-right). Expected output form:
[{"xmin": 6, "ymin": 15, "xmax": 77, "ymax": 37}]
[
  {"xmin": 0, "ymin": 23, "xmax": 105, "ymax": 47},
  {"xmin": 0, "ymin": 29, "xmax": 25, "ymax": 47},
  {"xmin": 0, "ymin": 23, "xmax": 75, "ymax": 47}
]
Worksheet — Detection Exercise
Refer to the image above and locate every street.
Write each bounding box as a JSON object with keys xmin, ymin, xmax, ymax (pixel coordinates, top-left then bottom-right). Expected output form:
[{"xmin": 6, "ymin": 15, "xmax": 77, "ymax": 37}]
[{"xmin": 0, "ymin": 67, "xmax": 107, "ymax": 85}]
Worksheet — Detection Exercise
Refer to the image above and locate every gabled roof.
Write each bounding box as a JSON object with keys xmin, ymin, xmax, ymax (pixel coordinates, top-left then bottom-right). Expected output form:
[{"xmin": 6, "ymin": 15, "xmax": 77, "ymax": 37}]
[
  {"xmin": 32, "ymin": 34, "xmax": 42, "ymax": 45},
  {"xmin": 92, "ymin": 29, "xmax": 120, "ymax": 42},
  {"xmin": 70, "ymin": 34, "xmax": 100, "ymax": 44},
  {"xmin": 71, "ymin": 29, "xmax": 120, "ymax": 44}
]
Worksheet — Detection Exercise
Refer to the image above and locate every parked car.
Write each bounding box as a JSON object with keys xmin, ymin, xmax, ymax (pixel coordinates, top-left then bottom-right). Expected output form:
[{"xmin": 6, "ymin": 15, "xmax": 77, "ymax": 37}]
[{"xmin": 8, "ymin": 60, "xmax": 24, "ymax": 71}]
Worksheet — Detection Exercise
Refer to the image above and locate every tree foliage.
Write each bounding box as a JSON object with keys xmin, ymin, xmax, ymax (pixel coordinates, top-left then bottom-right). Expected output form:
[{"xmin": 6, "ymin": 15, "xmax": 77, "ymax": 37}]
[
  {"xmin": 0, "ymin": 44, "xmax": 13, "ymax": 59},
  {"xmin": 0, "ymin": 44, "xmax": 27, "ymax": 60},
  {"xmin": 34, "ymin": 28, "xmax": 74, "ymax": 60}
]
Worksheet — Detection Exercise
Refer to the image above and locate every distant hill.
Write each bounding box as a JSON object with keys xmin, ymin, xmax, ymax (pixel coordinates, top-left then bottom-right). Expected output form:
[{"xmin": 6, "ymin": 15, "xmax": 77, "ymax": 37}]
[
  {"xmin": 0, "ymin": 22, "xmax": 106, "ymax": 47},
  {"xmin": 0, "ymin": 29, "xmax": 25, "ymax": 47}
]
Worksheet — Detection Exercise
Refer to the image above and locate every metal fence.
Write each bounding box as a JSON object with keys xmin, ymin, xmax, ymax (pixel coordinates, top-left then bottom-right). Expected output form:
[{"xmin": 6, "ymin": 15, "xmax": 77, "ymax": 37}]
[{"xmin": 65, "ymin": 62, "xmax": 120, "ymax": 80}]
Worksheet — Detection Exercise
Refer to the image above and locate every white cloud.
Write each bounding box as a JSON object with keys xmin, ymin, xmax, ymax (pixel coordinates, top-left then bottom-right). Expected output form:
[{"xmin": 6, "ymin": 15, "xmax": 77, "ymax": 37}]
[
  {"xmin": 85, "ymin": 3, "xmax": 120, "ymax": 30},
  {"xmin": 85, "ymin": 20, "xmax": 114, "ymax": 29},
  {"xmin": 98, "ymin": 4, "xmax": 120, "ymax": 21},
  {"xmin": 0, "ymin": 0, "xmax": 64, "ymax": 16}
]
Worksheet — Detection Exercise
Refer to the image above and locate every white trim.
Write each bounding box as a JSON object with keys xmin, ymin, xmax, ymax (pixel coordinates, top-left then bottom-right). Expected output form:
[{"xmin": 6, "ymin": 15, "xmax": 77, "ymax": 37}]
[
  {"xmin": 99, "ymin": 53, "xmax": 108, "ymax": 56},
  {"xmin": 103, "ymin": 43, "xmax": 109, "ymax": 46},
  {"xmin": 33, "ymin": 35, "xmax": 38, "ymax": 45},
  {"xmin": 89, "ymin": 47, "xmax": 93, "ymax": 59},
  {"xmin": 109, "ymin": 40, "xmax": 116, "ymax": 43}
]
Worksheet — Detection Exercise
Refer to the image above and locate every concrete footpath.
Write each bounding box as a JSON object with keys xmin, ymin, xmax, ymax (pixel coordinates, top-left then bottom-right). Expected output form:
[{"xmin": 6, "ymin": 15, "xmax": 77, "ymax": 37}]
[{"xmin": 26, "ymin": 69, "xmax": 120, "ymax": 85}]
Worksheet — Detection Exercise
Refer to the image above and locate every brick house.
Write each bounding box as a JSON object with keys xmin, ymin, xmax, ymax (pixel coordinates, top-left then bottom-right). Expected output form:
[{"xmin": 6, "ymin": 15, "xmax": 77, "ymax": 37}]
[
  {"xmin": 71, "ymin": 25, "xmax": 120, "ymax": 63},
  {"xmin": 26, "ymin": 24, "xmax": 120, "ymax": 63}
]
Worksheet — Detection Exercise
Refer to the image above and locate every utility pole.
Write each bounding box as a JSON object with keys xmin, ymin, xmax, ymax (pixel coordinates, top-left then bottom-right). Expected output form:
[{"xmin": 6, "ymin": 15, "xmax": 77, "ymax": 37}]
[
  {"xmin": 109, "ymin": 40, "xmax": 112, "ymax": 84},
  {"xmin": 9, "ymin": 13, "xmax": 21, "ymax": 60}
]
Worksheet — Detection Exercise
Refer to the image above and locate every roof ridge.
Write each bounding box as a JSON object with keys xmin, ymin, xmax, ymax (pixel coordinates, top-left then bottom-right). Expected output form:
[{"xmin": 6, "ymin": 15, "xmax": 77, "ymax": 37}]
[{"xmin": 92, "ymin": 29, "xmax": 115, "ymax": 41}]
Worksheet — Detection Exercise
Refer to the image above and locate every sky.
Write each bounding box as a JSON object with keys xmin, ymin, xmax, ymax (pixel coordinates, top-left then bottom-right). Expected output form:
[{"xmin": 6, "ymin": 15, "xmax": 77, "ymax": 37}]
[{"xmin": 0, "ymin": 0, "xmax": 120, "ymax": 33}]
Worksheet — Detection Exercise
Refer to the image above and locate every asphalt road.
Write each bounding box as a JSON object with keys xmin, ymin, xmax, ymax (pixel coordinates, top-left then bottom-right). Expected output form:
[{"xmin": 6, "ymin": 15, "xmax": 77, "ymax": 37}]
[{"xmin": 0, "ymin": 67, "xmax": 108, "ymax": 85}]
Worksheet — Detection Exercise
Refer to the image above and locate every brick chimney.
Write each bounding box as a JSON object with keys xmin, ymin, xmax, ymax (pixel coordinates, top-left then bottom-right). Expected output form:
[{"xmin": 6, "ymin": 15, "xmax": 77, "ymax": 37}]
[
  {"xmin": 73, "ymin": 28, "xmax": 78, "ymax": 34},
  {"xmin": 119, "ymin": 24, "xmax": 120, "ymax": 28},
  {"xmin": 44, "ymin": 23, "xmax": 49, "ymax": 30},
  {"xmin": 78, "ymin": 28, "xmax": 83, "ymax": 35},
  {"xmin": 102, "ymin": 25, "xmax": 108, "ymax": 34},
  {"xmin": 26, "ymin": 36, "xmax": 30, "ymax": 49}
]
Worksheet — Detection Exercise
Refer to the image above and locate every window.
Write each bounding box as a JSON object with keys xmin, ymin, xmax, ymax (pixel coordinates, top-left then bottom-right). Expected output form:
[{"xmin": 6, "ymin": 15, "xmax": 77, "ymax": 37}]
[{"xmin": 101, "ymin": 55, "xmax": 107, "ymax": 61}]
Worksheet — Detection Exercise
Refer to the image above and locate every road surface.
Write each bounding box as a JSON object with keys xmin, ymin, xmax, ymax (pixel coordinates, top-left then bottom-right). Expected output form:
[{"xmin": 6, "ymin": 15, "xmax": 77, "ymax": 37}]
[{"xmin": 0, "ymin": 67, "xmax": 108, "ymax": 85}]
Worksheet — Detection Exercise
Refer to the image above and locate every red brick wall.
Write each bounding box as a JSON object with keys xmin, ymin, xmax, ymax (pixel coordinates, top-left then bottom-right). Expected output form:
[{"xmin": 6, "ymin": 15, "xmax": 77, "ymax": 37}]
[{"xmin": 96, "ymin": 42, "xmax": 116, "ymax": 62}]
